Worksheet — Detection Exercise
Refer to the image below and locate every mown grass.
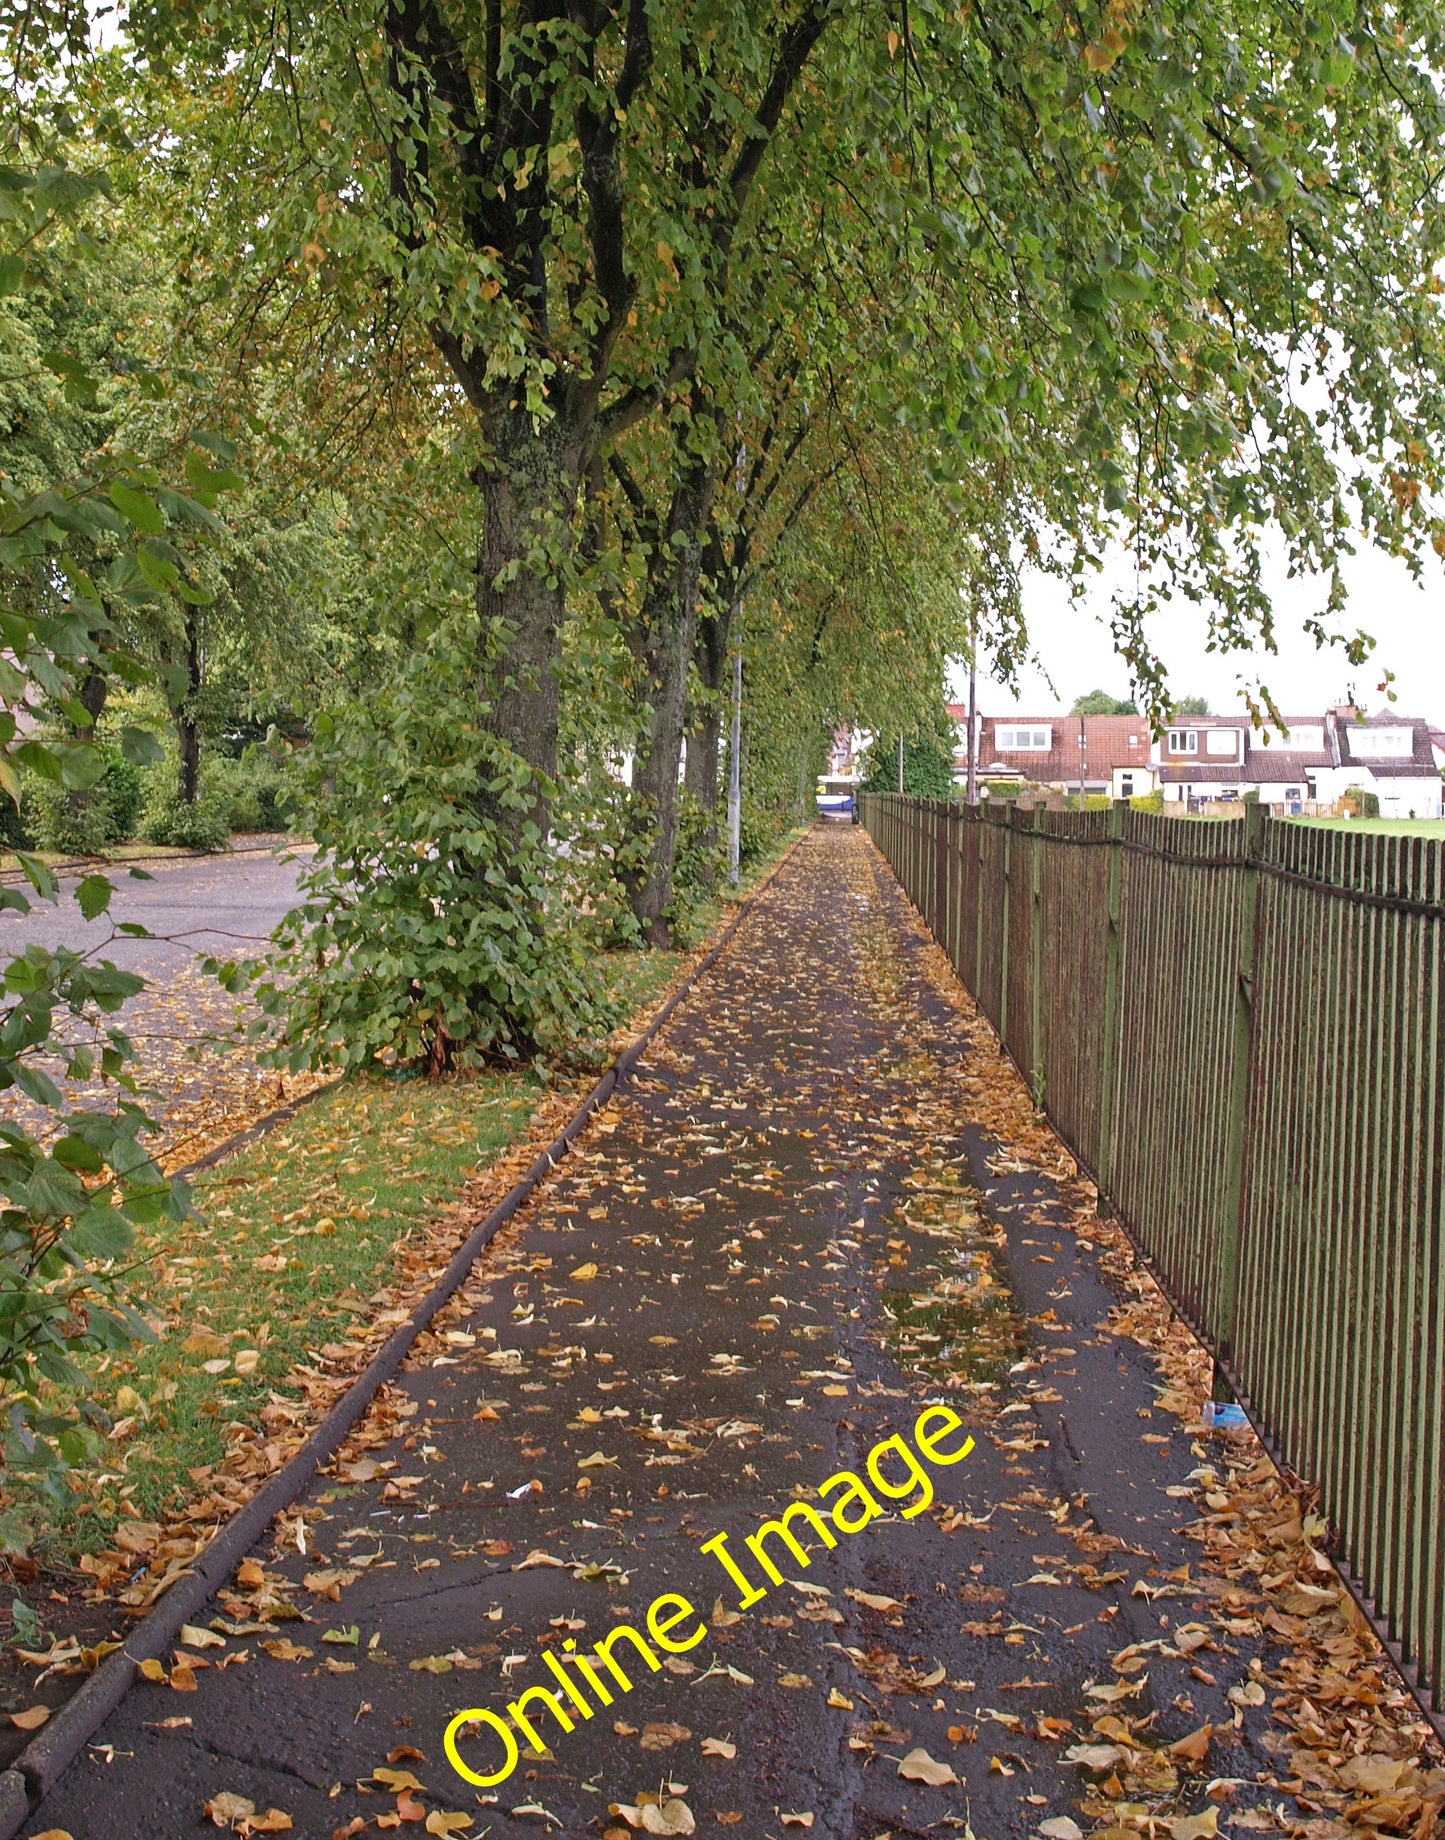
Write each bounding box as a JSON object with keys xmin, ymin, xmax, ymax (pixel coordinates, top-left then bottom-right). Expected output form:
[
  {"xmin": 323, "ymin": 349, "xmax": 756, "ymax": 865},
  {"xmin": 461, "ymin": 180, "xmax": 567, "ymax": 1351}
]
[
  {"xmin": 1286, "ymin": 816, "xmax": 1445, "ymax": 837},
  {"xmin": 23, "ymin": 837, "xmax": 802, "ymax": 1562}
]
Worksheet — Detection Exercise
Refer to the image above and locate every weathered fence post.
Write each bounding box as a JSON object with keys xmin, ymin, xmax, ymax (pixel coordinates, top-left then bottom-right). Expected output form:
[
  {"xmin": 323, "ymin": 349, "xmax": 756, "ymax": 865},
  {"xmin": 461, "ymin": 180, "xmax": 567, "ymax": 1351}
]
[
  {"xmin": 1217, "ymin": 801, "xmax": 1266, "ymax": 1363},
  {"xmin": 1031, "ymin": 803, "xmax": 1046, "ymax": 1106},
  {"xmin": 998, "ymin": 806, "xmax": 1014, "ymax": 1046},
  {"xmin": 973, "ymin": 804, "xmax": 986, "ymax": 1002},
  {"xmin": 1095, "ymin": 799, "xmax": 1126, "ymax": 1195}
]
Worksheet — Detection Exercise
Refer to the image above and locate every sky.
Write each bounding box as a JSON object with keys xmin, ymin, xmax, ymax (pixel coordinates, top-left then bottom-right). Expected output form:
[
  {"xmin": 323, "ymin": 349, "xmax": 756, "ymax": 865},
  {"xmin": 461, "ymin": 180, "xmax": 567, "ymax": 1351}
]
[{"xmin": 952, "ymin": 535, "xmax": 1445, "ymax": 720}]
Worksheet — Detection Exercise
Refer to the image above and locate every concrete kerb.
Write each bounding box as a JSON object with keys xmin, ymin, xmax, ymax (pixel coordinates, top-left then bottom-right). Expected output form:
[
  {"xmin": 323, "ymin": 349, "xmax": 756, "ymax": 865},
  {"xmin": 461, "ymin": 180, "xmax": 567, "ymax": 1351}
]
[{"xmin": 0, "ymin": 836, "xmax": 804, "ymax": 1838}]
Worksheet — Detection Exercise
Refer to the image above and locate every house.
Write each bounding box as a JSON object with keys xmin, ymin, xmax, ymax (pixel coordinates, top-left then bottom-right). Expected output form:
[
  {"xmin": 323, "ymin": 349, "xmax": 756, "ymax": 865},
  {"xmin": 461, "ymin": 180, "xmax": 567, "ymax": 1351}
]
[
  {"xmin": 1156, "ymin": 708, "xmax": 1442, "ymax": 817},
  {"xmin": 1307, "ymin": 708, "xmax": 1443, "ymax": 818},
  {"xmin": 941, "ymin": 704, "xmax": 1443, "ymax": 815},
  {"xmin": 947, "ymin": 709, "xmax": 1159, "ymax": 798},
  {"xmin": 1153, "ymin": 715, "xmax": 1250, "ymax": 805}
]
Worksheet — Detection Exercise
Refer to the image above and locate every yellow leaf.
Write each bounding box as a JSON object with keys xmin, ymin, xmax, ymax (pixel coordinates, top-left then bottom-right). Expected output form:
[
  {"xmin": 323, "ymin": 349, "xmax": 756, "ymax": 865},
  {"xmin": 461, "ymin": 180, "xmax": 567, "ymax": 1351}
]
[
  {"xmin": 425, "ymin": 1815, "xmax": 474, "ymax": 1836},
  {"xmin": 371, "ymin": 1768, "xmax": 424, "ymax": 1793},
  {"xmin": 138, "ymin": 1658, "xmax": 167, "ymax": 1682},
  {"xmin": 826, "ymin": 1689, "xmax": 853, "ymax": 1709},
  {"xmin": 9, "ymin": 1704, "xmax": 49, "ymax": 1731},
  {"xmin": 899, "ymin": 1748, "xmax": 959, "ymax": 1786},
  {"xmin": 569, "ymin": 1262, "xmax": 599, "ymax": 1280},
  {"xmin": 1083, "ymin": 42, "xmax": 1117, "ymax": 71}
]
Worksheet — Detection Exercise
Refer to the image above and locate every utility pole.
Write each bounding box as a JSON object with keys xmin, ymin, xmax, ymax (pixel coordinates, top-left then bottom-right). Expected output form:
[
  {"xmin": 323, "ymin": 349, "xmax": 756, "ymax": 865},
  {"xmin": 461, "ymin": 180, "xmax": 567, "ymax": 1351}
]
[
  {"xmin": 1078, "ymin": 713, "xmax": 1087, "ymax": 809},
  {"xmin": 897, "ymin": 731, "xmax": 904, "ymax": 794},
  {"xmin": 966, "ymin": 621, "xmax": 979, "ymax": 806},
  {"xmin": 726, "ymin": 601, "xmax": 742, "ymax": 886}
]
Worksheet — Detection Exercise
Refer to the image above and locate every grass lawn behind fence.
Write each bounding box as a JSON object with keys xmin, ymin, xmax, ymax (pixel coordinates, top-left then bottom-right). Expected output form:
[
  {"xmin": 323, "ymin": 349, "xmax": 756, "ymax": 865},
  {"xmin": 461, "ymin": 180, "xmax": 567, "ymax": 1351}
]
[{"xmin": 1286, "ymin": 816, "xmax": 1445, "ymax": 837}]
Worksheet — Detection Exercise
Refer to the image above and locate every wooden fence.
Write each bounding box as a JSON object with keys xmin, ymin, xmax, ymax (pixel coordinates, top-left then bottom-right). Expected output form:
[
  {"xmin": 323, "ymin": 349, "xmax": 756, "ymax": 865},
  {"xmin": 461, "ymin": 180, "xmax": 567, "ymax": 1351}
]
[{"xmin": 860, "ymin": 792, "xmax": 1445, "ymax": 1717}]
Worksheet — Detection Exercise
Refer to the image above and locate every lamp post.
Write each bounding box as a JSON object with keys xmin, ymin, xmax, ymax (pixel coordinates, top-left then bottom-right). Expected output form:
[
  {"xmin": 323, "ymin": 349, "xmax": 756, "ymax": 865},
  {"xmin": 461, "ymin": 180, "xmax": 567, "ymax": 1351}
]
[{"xmin": 726, "ymin": 602, "xmax": 742, "ymax": 886}]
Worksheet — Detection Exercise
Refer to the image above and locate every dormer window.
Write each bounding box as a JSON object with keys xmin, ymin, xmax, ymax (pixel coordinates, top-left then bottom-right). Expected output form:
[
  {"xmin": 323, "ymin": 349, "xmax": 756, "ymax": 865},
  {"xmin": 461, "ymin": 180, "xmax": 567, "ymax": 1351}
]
[
  {"xmin": 1167, "ymin": 730, "xmax": 1198, "ymax": 755},
  {"xmin": 997, "ymin": 726, "xmax": 1051, "ymax": 750}
]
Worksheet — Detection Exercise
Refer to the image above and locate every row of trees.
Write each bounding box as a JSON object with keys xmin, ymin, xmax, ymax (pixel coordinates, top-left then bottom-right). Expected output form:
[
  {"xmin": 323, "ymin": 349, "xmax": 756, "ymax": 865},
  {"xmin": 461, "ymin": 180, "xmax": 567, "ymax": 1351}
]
[
  {"xmin": 12, "ymin": 0, "xmax": 1445, "ymax": 1061},
  {"xmin": 7, "ymin": 0, "xmax": 1445, "ymax": 1509}
]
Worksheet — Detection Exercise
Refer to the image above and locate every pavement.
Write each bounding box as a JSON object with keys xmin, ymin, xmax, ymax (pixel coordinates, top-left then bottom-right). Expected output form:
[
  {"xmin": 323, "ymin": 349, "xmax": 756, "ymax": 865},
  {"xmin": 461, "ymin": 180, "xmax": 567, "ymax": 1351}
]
[
  {"xmin": 0, "ymin": 844, "xmax": 307, "ymax": 979},
  {"xmin": 21, "ymin": 826, "xmax": 1319, "ymax": 1840},
  {"xmin": 0, "ymin": 844, "xmax": 315, "ymax": 1159}
]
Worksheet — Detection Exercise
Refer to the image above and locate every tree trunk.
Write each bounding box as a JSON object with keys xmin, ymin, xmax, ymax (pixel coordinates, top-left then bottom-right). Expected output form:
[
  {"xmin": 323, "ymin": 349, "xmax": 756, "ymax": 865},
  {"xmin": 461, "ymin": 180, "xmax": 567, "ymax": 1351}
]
[
  {"xmin": 684, "ymin": 597, "xmax": 732, "ymax": 864},
  {"xmin": 621, "ymin": 458, "xmax": 718, "ymax": 944},
  {"xmin": 473, "ymin": 402, "xmax": 584, "ymax": 842},
  {"xmin": 168, "ymin": 605, "xmax": 203, "ymax": 804}
]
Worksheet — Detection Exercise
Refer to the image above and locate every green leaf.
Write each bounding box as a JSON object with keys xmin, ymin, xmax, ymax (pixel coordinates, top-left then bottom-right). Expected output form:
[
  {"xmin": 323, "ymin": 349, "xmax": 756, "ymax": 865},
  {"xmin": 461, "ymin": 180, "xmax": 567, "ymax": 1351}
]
[
  {"xmin": 134, "ymin": 541, "xmax": 179, "ymax": 592},
  {"xmin": 184, "ymin": 448, "xmax": 243, "ymax": 495},
  {"xmin": 107, "ymin": 481, "xmax": 164, "ymax": 535},
  {"xmin": 51, "ymin": 1136, "xmax": 105, "ymax": 1174},
  {"xmin": 74, "ymin": 874, "xmax": 113, "ymax": 921},
  {"xmin": 58, "ymin": 743, "xmax": 105, "ymax": 790},
  {"xmin": 119, "ymin": 726, "xmax": 164, "ymax": 767},
  {"xmin": 0, "ymin": 254, "xmax": 23, "ymax": 296}
]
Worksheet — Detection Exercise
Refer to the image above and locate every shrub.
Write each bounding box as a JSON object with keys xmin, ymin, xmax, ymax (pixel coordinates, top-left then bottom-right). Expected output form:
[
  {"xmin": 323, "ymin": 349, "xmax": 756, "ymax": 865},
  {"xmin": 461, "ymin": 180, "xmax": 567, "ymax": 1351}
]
[
  {"xmin": 23, "ymin": 780, "xmax": 113, "ymax": 856},
  {"xmin": 204, "ymin": 748, "xmax": 296, "ymax": 833},
  {"xmin": 21, "ymin": 746, "xmax": 148, "ymax": 856},
  {"xmin": 254, "ymin": 622, "xmax": 622, "ymax": 1074},
  {"xmin": 138, "ymin": 780, "xmax": 231, "ymax": 851}
]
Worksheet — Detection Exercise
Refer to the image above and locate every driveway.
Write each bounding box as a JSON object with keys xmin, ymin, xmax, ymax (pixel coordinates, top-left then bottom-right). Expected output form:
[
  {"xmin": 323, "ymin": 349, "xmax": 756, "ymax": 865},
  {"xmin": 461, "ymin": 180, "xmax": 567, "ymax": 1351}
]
[{"xmin": 0, "ymin": 845, "xmax": 315, "ymax": 1166}]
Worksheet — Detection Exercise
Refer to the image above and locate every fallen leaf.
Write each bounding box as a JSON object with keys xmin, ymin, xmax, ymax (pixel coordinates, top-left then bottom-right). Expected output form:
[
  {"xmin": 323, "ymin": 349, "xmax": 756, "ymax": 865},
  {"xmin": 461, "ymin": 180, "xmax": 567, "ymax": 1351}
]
[
  {"xmin": 169, "ymin": 1664, "xmax": 198, "ymax": 1692},
  {"xmin": 777, "ymin": 1672, "xmax": 812, "ymax": 1688},
  {"xmin": 8, "ymin": 1705, "xmax": 49, "ymax": 1731},
  {"xmin": 372, "ymin": 1769, "xmax": 425, "ymax": 1793},
  {"xmin": 424, "ymin": 1816, "xmax": 473, "ymax": 1837},
  {"xmin": 180, "ymin": 1624, "xmax": 227, "ymax": 1650},
  {"xmin": 845, "ymin": 1589, "xmax": 902, "ymax": 1613},
  {"xmin": 1066, "ymin": 1744, "xmax": 1124, "ymax": 1771},
  {"xmin": 578, "ymin": 1450, "xmax": 619, "ymax": 1470},
  {"xmin": 897, "ymin": 1748, "xmax": 959, "ymax": 1786},
  {"xmin": 204, "ymin": 1794, "xmax": 256, "ymax": 1828},
  {"xmin": 1170, "ymin": 1814, "xmax": 1219, "ymax": 1840},
  {"xmin": 1170, "ymin": 1724, "xmax": 1212, "ymax": 1765},
  {"xmin": 610, "ymin": 1798, "xmax": 696, "ymax": 1835},
  {"xmin": 244, "ymin": 1814, "xmax": 293, "ymax": 1834},
  {"xmin": 569, "ymin": 1262, "xmax": 599, "ymax": 1280},
  {"xmin": 236, "ymin": 1561, "xmax": 265, "ymax": 1589},
  {"xmin": 1040, "ymin": 1821, "xmax": 1083, "ymax": 1840},
  {"xmin": 259, "ymin": 1639, "xmax": 313, "ymax": 1662},
  {"xmin": 827, "ymin": 1689, "xmax": 853, "ymax": 1710},
  {"xmin": 138, "ymin": 1658, "xmax": 167, "ymax": 1682},
  {"xmin": 640, "ymin": 1723, "xmax": 692, "ymax": 1751},
  {"xmin": 700, "ymin": 1738, "xmax": 736, "ymax": 1759},
  {"xmin": 781, "ymin": 1818, "xmax": 814, "ymax": 1829},
  {"xmin": 513, "ymin": 1550, "xmax": 566, "ymax": 1570}
]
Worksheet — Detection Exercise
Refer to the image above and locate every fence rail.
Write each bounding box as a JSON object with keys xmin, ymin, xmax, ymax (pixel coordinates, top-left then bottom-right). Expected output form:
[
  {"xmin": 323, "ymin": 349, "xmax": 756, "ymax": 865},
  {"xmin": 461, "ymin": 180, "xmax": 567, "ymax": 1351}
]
[{"xmin": 860, "ymin": 792, "xmax": 1445, "ymax": 1717}]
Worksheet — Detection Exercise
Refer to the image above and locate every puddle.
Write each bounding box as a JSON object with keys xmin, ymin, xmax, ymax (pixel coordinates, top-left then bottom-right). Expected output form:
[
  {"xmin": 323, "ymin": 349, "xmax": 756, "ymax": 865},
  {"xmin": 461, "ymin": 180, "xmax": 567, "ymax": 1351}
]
[{"xmin": 878, "ymin": 1182, "xmax": 1029, "ymax": 1385}]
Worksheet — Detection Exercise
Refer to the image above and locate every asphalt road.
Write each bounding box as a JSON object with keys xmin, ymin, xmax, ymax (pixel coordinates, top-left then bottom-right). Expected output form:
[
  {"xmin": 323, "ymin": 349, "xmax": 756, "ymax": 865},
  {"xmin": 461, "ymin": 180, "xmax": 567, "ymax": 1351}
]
[
  {"xmin": 0, "ymin": 845, "xmax": 309, "ymax": 979},
  {"xmin": 23, "ymin": 827, "xmax": 1291, "ymax": 1840}
]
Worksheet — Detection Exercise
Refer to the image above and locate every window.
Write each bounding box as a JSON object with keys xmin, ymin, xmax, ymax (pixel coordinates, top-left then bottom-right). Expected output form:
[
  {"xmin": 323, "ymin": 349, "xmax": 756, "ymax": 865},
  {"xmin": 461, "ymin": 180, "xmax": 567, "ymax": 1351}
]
[
  {"xmin": 1119, "ymin": 773, "xmax": 1135, "ymax": 796},
  {"xmin": 1205, "ymin": 729, "xmax": 1237, "ymax": 757},
  {"xmin": 1256, "ymin": 725, "xmax": 1325, "ymax": 751},
  {"xmin": 1167, "ymin": 729, "xmax": 1198, "ymax": 755},
  {"xmin": 997, "ymin": 726, "xmax": 1051, "ymax": 751},
  {"xmin": 1285, "ymin": 787, "xmax": 1302, "ymax": 800},
  {"xmin": 1346, "ymin": 728, "xmax": 1413, "ymax": 759}
]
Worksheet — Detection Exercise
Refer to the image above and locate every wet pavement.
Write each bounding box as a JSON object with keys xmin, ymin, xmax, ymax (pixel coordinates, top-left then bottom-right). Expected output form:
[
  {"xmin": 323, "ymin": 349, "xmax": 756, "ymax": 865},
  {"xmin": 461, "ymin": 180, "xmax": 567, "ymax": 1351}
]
[{"xmin": 26, "ymin": 826, "xmax": 1284, "ymax": 1840}]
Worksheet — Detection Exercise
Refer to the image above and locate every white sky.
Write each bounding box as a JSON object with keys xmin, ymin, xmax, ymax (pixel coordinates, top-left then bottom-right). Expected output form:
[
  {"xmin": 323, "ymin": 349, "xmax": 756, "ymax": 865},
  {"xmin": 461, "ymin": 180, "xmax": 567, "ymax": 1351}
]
[{"xmin": 951, "ymin": 536, "xmax": 1445, "ymax": 721}]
